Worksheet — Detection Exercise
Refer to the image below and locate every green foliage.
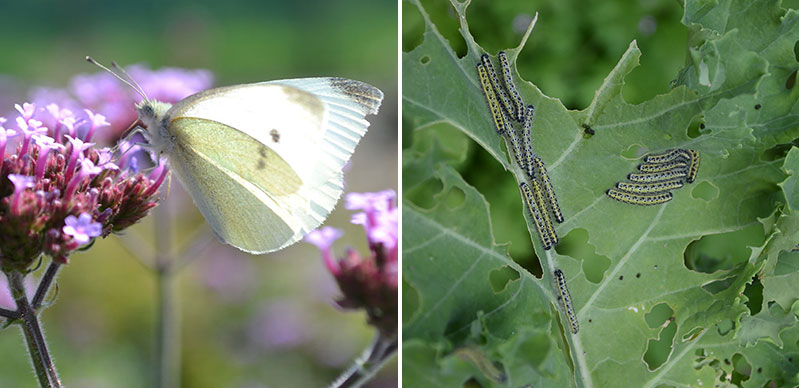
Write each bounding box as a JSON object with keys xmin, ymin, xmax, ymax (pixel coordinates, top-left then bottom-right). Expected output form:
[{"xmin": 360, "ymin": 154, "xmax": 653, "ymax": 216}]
[{"xmin": 402, "ymin": 0, "xmax": 799, "ymax": 386}]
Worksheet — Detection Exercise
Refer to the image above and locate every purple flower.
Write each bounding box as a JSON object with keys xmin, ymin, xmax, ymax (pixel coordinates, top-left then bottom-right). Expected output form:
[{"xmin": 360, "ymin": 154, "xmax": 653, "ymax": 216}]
[
  {"xmin": 15, "ymin": 116, "xmax": 46, "ymax": 156},
  {"xmin": 14, "ymin": 103, "xmax": 35, "ymax": 120},
  {"xmin": 0, "ymin": 99, "xmax": 168, "ymax": 269},
  {"xmin": 0, "ymin": 126, "xmax": 16, "ymax": 157},
  {"xmin": 62, "ymin": 213, "xmax": 102, "ymax": 244},
  {"xmin": 82, "ymin": 109, "xmax": 110, "ymax": 142},
  {"xmin": 96, "ymin": 148, "xmax": 120, "ymax": 171},
  {"xmin": 63, "ymin": 134, "xmax": 95, "ymax": 183},
  {"xmin": 32, "ymin": 134, "xmax": 65, "ymax": 179},
  {"xmin": 8, "ymin": 174, "xmax": 35, "ymax": 215},
  {"xmin": 305, "ymin": 189, "xmax": 398, "ymax": 337},
  {"xmin": 304, "ymin": 226, "xmax": 343, "ymax": 275},
  {"xmin": 8, "ymin": 174, "xmax": 35, "ymax": 191},
  {"xmin": 345, "ymin": 190, "xmax": 395, "ymax": 213}
]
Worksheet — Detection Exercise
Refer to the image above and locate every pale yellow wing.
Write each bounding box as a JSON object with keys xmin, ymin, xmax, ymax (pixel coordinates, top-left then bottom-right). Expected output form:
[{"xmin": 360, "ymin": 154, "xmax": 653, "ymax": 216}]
[{"xmin": 166, "ymin": 118, "xmax": 306, "ymax": 253}]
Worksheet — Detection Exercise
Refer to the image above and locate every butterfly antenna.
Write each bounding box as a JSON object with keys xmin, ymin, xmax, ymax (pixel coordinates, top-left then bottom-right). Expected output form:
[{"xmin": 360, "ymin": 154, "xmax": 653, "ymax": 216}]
[
  {"xmin": 111, "ymin": 60, "xmax": 148, "ymax": 100},
  {"xmin": 85, "ymin": 56, "xmax": 148, "ymax": 100}
]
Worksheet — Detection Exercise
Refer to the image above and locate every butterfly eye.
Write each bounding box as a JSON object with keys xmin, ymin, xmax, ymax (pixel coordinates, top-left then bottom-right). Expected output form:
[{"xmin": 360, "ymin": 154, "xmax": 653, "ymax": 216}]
[{"xmin": 553, "ymin": 269, "xmax": 579, "ymax": 334}]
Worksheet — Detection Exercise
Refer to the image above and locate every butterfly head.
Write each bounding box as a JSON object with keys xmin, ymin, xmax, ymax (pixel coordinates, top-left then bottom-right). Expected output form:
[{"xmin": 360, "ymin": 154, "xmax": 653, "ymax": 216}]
[{"xmin": 136, "ymin": 99, "xmax": 173, "ymax": 130}]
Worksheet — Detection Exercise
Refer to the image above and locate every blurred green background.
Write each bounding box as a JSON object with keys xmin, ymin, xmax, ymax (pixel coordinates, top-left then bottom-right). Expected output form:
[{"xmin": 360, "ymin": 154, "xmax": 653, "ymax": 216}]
[{"xmin": 0, "ymin": 1, "xmax": 397, "ymax": 387}]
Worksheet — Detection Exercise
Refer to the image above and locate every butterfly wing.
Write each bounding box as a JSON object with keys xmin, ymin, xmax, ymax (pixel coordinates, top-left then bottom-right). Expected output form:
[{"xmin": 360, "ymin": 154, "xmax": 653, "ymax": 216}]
[{"xmin": 163, "ymin": 78, "xmax": 383, "ymax": 253}]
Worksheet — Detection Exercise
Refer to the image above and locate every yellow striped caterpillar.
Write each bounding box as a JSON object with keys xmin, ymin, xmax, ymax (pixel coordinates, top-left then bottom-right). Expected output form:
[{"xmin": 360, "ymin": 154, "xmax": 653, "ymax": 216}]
[
  {"xmin": 616, "ymin": 178, "xmax": 684, "ymax": 194},
  {"xmin": 606, "ymin": 188, "xmax": 672, "ymax": 205},
  {"xmin": 553, "ymin": 269, "xmax": 578, "ymax": 334},
  {"xmin": 480, "ymin": 54, "xmax": 516, "ymax": 121},
  {"xmin": 498, "ymin": 51, "xmax": 525, "ymax": 122},
  {"xmin": 476, "ymin": 63, "xmax": 509, "ymax": 135},
  {"xmin": 532, "ymin": 155, "xmax": 564, "ymax": 223},
  {"xmin": 520, "ymin": 182, "xmax": 554, "ymax": 250}
]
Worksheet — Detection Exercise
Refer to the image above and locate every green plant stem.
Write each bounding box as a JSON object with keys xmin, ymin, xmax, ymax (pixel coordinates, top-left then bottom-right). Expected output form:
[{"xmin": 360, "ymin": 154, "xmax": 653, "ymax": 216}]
[
  {"xmin": 154, "ymin": 205, "xmax": 180, "ymax": 388},
  {"xmin": 329, "ymin": 333, "xmax": 397, "ymax": 388},
  {"xmin": 10, "ymin": 271, "xmax": 61, "ymax": 388},
  {"xmin": 32, "ymin": 262, "xmax": 61, "ymax": 310}
]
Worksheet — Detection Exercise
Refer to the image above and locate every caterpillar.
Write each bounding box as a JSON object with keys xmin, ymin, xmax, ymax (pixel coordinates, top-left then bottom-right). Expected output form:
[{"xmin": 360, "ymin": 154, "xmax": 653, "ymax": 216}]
[
  {"xmin": 476, "ymin": 63, "xmax": 509, "ymax": 135},
  {"xmin": 522, "ymin": 105, "xmax": 536, "ymax": 177},
  {"xmin": 553, "ymin": 269, "xmax": 579, "ymax": 334},
  {"xmin": 498, "ymin": 51, "xmax": 525, "ymax": 122},
  {"xmin": 642, "ymin": 149, "xmax": 684, "ymax": 164},
  {"xmin": 453, "ymin": 346, "xmax": 507, "ymax": 384},
  {"xmin": 530, "ymin": 179, "xmax": 559, "ymax": 246},
  {"xmin": 520, "ymin": 182, "xmax": 554, "ymax": 250},
  {"xmin": 606, "ymin": 188, "xmax": 672, "ymax": 205},
  {"xmin": 505, "ymin": 127, "xmax": 526, "ymax": 171},
  {"xmin": 627, "ymin": 169, "xmax": 687, "ymax": 183},
  {"xmin": 686, "ymin": 149, "xmax": 700, "ymax": 183},
  {"xmin": 616, "ymin": 178, "xmax": 684, "ymax": 194},
  {"xmin": 480, "ymin": 54, "xmax": 516, "ymax": 121},
  {"xmin": 532, "ymin": 155, "xmax": 564, "ymax": 223},
  {"xmin": 637, "ymin": 161, "xmax": 688, "ymax": 173}
]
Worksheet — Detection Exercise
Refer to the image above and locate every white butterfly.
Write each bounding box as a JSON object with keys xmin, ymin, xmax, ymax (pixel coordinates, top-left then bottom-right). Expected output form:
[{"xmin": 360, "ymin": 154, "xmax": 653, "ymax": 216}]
[{"xmin": 91, "ymin": 59, "xmax": 383, "ymax": 254}]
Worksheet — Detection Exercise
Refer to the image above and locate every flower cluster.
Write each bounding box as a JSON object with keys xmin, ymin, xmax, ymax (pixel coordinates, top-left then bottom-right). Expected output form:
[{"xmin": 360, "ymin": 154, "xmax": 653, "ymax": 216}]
[
  {"xmin": 305, "ymin": 190, "xmax": 398, "ymax": 337},
  {"xmin": 0, "ymin": 102, "xmax": 168, "ymax": 271}
]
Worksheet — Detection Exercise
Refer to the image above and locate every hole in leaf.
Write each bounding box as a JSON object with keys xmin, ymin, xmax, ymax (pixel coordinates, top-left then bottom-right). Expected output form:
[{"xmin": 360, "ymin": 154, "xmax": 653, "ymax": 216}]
[
  {"xmin": 761, "ymin": 143, "xmax": 793, "ymax": 161},
  {"xmin": 414, "ymin": 0, "xmax": 467, "ymax": 58},
  {"xmin": 702, "ymin": 276, "xmax": 736, "ymax": 295},
  {"xmin": 405, "ymin": 176, "xmax": 444, "ymax": 210},
  {"xmin": 732, "ymin": 353, "xmax": 752, "ymax": 385},
  {"xmin": 691, "ymin": 181, "xmax": 719, "ymax": 201},
  {"xmin": 445, "ymin": 186, "xmax": 466, "ymax": 209},
  {"xmin": 717, "ymin": 319, "xmax": 735, "ymax": 336},
  {"xmin": 402, "ymin": 278, "xmax": 420, "ymax": 325},
  {"xmin": 645, "ymin": 303, "xmax": 674, "ymax": 329},
  {"xmin": 684, "ymin": 223, "xmax": 765, "ymax": 273},
  {"xmin": 401, "ymin": 1, "xmax": 425, "ymax": 52},
  {"xmin": 682, "ymin": 327, "xmax": 704, "ymax": 342},
  {"xmin": 743, "ymin": 276, "xmax": 763, "ymax": 315},
  {"xmin": 621, "ymin": 144, "xmax": 647, "ymax": 159},
  {"xmin": 644, "ymin": 318, "xmax": 676, "ymax": 370},
  {"xmin": 488, "ymin": 265, "xmax": 520, "ymax": 293},
  {"xmin": 462, "ymin": 143, "xmax": 539, "ymax": 277},
  {"xmin": 794, "ymin": 40, "xmax": 799, "ymax": 62},
  {"xmin": 787, "ymin": 69, "xmax": 797, "ymax": 90},
  {"xmin": 554, "ymin": 228, "xmax": 610, "ymax": 284},
  {"xmin": 420, "ymin": 55, "xmax": 431, "ymax": 65},
  {"xmin": 686, "ymin": 115, "xmax": 706, "ymax": 138}
]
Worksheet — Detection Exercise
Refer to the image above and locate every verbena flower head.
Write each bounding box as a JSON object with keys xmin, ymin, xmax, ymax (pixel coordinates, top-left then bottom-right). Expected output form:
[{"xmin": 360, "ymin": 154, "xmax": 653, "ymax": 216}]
[
  {"xmin": 0, "ymin": 101, "xmax": 168, "ymax": 271},
  {"xmin": 305, "ymin": 189, "xmax": 398, "ymax": 337}
]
